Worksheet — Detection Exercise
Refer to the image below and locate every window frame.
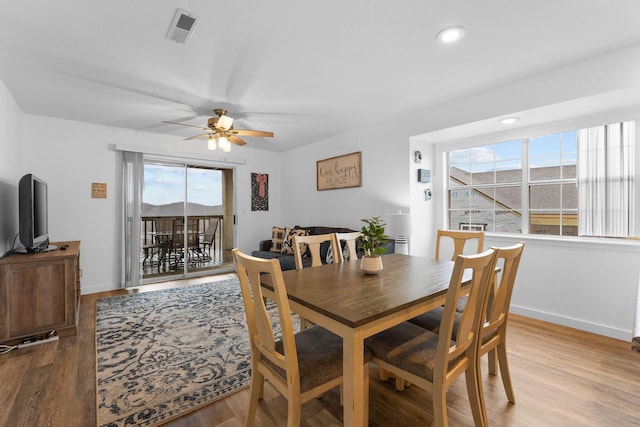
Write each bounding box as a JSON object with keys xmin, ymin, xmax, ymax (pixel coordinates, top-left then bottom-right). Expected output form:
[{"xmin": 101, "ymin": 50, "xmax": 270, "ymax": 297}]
[{"xmin": 437, "ymin": 112, "xmax": 640, "ymax": 240}]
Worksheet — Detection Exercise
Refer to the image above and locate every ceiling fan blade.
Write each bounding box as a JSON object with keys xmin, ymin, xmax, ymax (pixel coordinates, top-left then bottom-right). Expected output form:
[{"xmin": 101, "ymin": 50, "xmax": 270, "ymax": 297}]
[
  {"xmin": 162, "ymin": 120, "xmax": 208, "ymax": 131},
  {"xmin": 231, "ymin": 129, "xmax": 274, "ymax": 137},
  {"xmin": 229, "ymin": 135, "xmax": 247, "ymax": 146},
  {"xmin": 184, "ymin": 133, "xmax": 211, "ymax": 140}
]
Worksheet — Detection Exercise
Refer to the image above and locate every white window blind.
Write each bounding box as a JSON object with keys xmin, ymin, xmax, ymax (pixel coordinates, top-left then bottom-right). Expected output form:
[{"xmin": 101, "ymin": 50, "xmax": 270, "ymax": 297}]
[{"xmin": 577, "ymin": 121, "xmax": 635, "ymax": 237}]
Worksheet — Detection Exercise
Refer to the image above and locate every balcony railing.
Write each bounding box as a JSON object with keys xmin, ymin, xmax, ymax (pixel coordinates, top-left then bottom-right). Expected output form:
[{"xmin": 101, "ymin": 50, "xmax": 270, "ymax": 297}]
[{"xmin": 140, "ymin": 215, "xmax": 225, "ymax": 274}]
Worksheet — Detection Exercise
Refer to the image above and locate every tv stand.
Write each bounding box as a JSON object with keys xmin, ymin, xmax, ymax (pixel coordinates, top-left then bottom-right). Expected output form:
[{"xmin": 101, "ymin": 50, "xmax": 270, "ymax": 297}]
[
  {"xmin": 13, "ymin": 244, "xmax": 58, "ymax": 254},
  {"xmin": 0, "ymin": 241, "xmax": 81, "ymax": 345}
]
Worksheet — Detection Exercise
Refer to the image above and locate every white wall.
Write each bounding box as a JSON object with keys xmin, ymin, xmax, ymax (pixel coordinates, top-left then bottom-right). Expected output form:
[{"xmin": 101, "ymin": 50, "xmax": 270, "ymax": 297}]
[
  {"xmin": 14, "ymin": 114, "xmax": 283, "ymax": 294},
  {"xmin": 486, "ymin": 234, "xmax": 640, "ymax": 341},
  {"xmin": 0, "ymin": 79, "xmax": 23, "ymax": 255},
  {"xmin": 408, "ymin": 140, "xmax": 435, "ymax": 258},
  {"xmin": 280, "ymin": 127, "xmax": 411, "ymax": 231}
]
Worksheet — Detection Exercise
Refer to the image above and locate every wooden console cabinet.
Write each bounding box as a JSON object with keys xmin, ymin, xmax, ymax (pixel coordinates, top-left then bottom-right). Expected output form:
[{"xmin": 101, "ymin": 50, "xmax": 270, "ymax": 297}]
[{"xmin": 0, "ymin": 241, "xmax": 81, "ymax": 344}]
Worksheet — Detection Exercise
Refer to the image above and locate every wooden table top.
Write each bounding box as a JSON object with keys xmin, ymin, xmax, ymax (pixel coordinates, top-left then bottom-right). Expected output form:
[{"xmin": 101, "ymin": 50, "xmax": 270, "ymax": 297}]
[{"xmin": 261, "ymin": 253, "xmax": 457, "ymax": 328}]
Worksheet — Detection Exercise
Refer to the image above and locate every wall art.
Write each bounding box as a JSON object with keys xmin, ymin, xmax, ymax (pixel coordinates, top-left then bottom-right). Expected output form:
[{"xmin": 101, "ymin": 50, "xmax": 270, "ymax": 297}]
[
  {"xmin": 316, "ymin": 151, "xmax": 362, "ymax": 191},
  {"xmin": 251, "ymin": 173, "xmax": 269, "ymax": 211}
]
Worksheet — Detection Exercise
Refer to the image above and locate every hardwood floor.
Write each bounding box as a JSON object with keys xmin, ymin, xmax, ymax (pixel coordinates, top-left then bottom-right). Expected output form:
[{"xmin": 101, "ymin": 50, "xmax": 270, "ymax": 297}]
[{"xmin": 1, "ymin": 276, "xmax": 640, "ymax": 426}]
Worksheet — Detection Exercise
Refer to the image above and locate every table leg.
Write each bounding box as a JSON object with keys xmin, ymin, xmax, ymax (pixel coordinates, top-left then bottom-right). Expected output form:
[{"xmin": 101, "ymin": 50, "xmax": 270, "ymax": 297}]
[{"xmin": 342, "ymin": 330, "xmax": 367, "ymax": 427}]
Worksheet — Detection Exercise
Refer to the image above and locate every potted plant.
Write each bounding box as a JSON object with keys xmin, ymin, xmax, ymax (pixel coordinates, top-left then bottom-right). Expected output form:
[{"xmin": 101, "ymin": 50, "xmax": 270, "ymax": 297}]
[{"xmin": 358, "ymin": 216, "xmax": 388, "ymax": 274}]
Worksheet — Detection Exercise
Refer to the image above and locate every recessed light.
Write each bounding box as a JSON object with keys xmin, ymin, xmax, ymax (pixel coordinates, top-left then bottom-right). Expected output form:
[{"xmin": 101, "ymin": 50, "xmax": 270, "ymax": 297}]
[
  {"xmin": 499, "ymin": 117, "xmax": 520, "ymax": 125},
  {"xmin": 436, "ymin": 26, "xmax": 466, "ymax": 44}
]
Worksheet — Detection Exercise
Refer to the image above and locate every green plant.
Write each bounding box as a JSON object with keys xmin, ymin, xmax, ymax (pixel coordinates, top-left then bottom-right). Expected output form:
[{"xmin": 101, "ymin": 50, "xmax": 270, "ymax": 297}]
[{"xmin": 358, "ymin": 216, "xmax": 388, "ymax": 257}]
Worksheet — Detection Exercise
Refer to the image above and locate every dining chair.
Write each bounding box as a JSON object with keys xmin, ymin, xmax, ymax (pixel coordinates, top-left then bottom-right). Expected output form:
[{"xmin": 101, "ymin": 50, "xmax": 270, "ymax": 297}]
[
  {"xmin": 379, "ymin": 228, "xmax": 487, "ymax": 391},
  {"xmin": 232, "ymin": 249, "xmax": 371, "ymax": 427},
  {"xmin": 333, "ymin": 231, "xmax": 362, "ymax": 263},
  {"xmin": 365, "ymin": 249, "xmax": 498, "ymax": 427},
  {"xmin": 409, "ymin": 242, "xmax": 525, "ymax": 412},
  {"xmin": 435, "ymin": 229, "xmax": 485, "ymax": 261},
  {"xmin": 292, "ymin": 233, "xmax": 343, "ymax": 329},
  {"xmin": 437, "ymin": 229, "xmax": 485, "ymax": 313},
  {"xmin": 292, "ymin": 233, "xmax": 342, "ymax": 270}
]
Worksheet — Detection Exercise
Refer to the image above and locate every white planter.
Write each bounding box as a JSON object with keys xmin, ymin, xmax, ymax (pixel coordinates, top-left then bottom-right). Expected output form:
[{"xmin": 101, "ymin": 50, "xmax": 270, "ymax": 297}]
[{"xmin": 361, "ymin": 256, "xmax": 383, "ymax": 274}]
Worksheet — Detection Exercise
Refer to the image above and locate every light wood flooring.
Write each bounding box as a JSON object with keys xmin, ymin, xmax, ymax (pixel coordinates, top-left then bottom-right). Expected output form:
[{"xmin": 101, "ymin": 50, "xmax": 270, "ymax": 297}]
[{"xmin": 1, "ymin": 275, "xmax": 640, "ymax": 427}]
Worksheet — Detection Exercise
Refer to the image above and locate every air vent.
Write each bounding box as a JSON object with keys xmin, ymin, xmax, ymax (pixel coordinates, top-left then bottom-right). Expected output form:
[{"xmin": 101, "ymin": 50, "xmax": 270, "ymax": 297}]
[{"xmin": 166, "ymin": 9, "xmax": 198, "ymax": 45}]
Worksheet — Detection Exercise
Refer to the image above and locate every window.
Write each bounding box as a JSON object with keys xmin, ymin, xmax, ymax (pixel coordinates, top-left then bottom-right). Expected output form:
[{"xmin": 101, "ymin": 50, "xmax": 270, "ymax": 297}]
[
  {"xmin": 447, "ymin": 121, "xmax": 635, "ymax": 238},
  {"xmin": 528, "ymin": 131, "xmax": 577, "ymax": 236},
  {"xmin": 460, "ymin": 223, "xmax": 487, "ymax": 231},
  {"xmin": 449, "ymin": 140, "xmax": 523, "ymax": 233}
]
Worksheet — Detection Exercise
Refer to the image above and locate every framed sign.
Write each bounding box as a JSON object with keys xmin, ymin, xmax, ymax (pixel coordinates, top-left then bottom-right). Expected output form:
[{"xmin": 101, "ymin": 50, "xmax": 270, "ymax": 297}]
[
  {"xmin": 316, "ymin": 151, "xmax": 362, "ymax": 191},
  {"xmin": 91, "ymin": 182, "xmax": 107, "ymax": 198}
]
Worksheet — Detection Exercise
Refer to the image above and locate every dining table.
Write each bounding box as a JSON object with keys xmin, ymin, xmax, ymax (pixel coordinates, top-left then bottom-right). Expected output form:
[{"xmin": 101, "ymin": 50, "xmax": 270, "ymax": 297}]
[{"xmin": 260, "ymin": 253, "xmax": 467, "ymax": 427}]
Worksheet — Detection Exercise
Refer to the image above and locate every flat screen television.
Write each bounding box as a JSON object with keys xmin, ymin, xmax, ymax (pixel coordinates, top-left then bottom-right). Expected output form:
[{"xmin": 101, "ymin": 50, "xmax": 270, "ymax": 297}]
[{"xmin": 17, "ymin": 173, "xmax": 56, "ymax": 253}]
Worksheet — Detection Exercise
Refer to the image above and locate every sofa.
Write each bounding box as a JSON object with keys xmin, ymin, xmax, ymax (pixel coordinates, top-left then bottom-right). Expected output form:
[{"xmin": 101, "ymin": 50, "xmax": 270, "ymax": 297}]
[{"xmin": 251, "ymin": 225, "xmax": 394, "ymax": 271}]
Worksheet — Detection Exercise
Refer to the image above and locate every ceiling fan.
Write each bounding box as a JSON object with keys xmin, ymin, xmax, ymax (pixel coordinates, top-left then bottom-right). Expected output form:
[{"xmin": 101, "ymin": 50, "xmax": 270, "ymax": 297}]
[{"xmin": 162, "ymin": 109, "xmax": 274, "ymax": 152}]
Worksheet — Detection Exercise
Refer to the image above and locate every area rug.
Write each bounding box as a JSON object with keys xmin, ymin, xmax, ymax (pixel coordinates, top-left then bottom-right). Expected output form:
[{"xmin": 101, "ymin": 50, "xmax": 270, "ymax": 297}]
[{"xmin": 96, "ymin": 277, "xmax": 256, "ymax": 427}]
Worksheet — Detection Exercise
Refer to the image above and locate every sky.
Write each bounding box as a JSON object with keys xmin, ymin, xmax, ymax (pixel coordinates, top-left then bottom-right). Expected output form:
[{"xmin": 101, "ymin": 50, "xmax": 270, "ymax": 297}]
[
  {"xmin": 143, "ymin": 164, "xmax": 222, "ymax": 206},
  {"xmin": 448, "ymin": 130, "xmax": 577, "ymax": 173}
]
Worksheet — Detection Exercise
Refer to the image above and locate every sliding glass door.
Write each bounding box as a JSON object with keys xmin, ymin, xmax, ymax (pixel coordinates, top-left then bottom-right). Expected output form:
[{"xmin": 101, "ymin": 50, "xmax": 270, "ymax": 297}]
[{"xmin": 139, "ymin": 161, "xmax": 234, "ymax": 283}]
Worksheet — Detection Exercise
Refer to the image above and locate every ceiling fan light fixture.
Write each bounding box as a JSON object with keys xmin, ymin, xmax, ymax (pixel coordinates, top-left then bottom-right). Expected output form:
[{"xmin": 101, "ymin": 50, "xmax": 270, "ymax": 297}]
[
  {"xmin": 218, "ymin": 137, "xmax": 231, "ymax": 152},
  {"xmin": 436, "ymin": 26, "xmax": 466, "ymax": 44},
  {"xmin": 164, "ymin": 109, "xmax": 273, "ymax": 149},
  {"xmin": 207, "ymin": 135, "xmax": 217, "ymax": 151},
  {"xmin": 217, "ymin": 115, "xmax": 234, "ymax": 131}
]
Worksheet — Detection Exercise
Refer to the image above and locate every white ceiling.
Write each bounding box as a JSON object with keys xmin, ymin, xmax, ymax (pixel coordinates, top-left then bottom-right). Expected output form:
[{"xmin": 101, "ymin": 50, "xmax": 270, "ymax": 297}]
[{"xmin": 2, "ymin": 1, "xmax": 640, "ymax": 152}]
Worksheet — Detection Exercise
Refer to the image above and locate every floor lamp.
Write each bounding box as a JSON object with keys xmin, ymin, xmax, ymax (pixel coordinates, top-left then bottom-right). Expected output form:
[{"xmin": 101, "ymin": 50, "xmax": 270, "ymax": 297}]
[{"xmin": 387, "ymin": 212, "xmax": 411, "ymax": 255}]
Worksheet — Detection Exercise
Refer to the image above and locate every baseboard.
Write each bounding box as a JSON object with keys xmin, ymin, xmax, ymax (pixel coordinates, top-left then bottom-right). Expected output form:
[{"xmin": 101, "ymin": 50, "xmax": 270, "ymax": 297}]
[
  {"xmin": 511, "ymin": 305, "xmax": 631, "ymax": 341},
  {"xmin": 82, "ymin": 282, "xmax": 122, "ymax": 295}
]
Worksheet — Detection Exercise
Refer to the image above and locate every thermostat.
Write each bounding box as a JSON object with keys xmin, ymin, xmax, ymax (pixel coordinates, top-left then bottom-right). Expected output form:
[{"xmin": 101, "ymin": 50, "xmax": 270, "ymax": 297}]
[{"xmin": 418, "ymin": 169, "xmax": 430, "ymax": 183}]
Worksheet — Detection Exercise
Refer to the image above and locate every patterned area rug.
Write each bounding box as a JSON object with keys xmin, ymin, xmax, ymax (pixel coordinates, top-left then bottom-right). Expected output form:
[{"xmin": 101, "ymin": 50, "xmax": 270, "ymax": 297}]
[{"xmin": 96, "ymin": 278, "xmax": 253, "ymax": 427}]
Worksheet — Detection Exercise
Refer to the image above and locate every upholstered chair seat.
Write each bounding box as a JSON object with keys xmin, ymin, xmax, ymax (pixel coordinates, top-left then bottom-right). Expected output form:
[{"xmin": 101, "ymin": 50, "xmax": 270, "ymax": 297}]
[
  {"xmin": 410, "ymin": 306, "xmax": 460, "ymax": 334},
  {"xmin": 365, "ymin": 322, "xmax": 461, "ymax": 382},
  {"xmin": 410, "ymin": 308, "xmax": 498, "ymax": 345},
  {"xmin": 267, "ymin": 325, "xmax": 373, "ymax": 393}
]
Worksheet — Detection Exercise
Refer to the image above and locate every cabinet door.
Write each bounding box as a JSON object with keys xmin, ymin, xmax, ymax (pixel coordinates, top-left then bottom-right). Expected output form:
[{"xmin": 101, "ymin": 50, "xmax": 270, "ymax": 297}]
[{"xmin": 8, "ymin": 260, "xmax": 67, "ymax": 336}]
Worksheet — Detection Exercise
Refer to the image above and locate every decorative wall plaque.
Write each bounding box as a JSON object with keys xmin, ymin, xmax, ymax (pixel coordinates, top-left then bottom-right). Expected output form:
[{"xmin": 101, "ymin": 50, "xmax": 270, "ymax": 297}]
[
  {"xmin": 316, "ymin": 151, "xmax": 362, "ymax": 191},
  {"xmin": 92, "ymin": 182, "xmax": 107, "ymax": 198}
]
